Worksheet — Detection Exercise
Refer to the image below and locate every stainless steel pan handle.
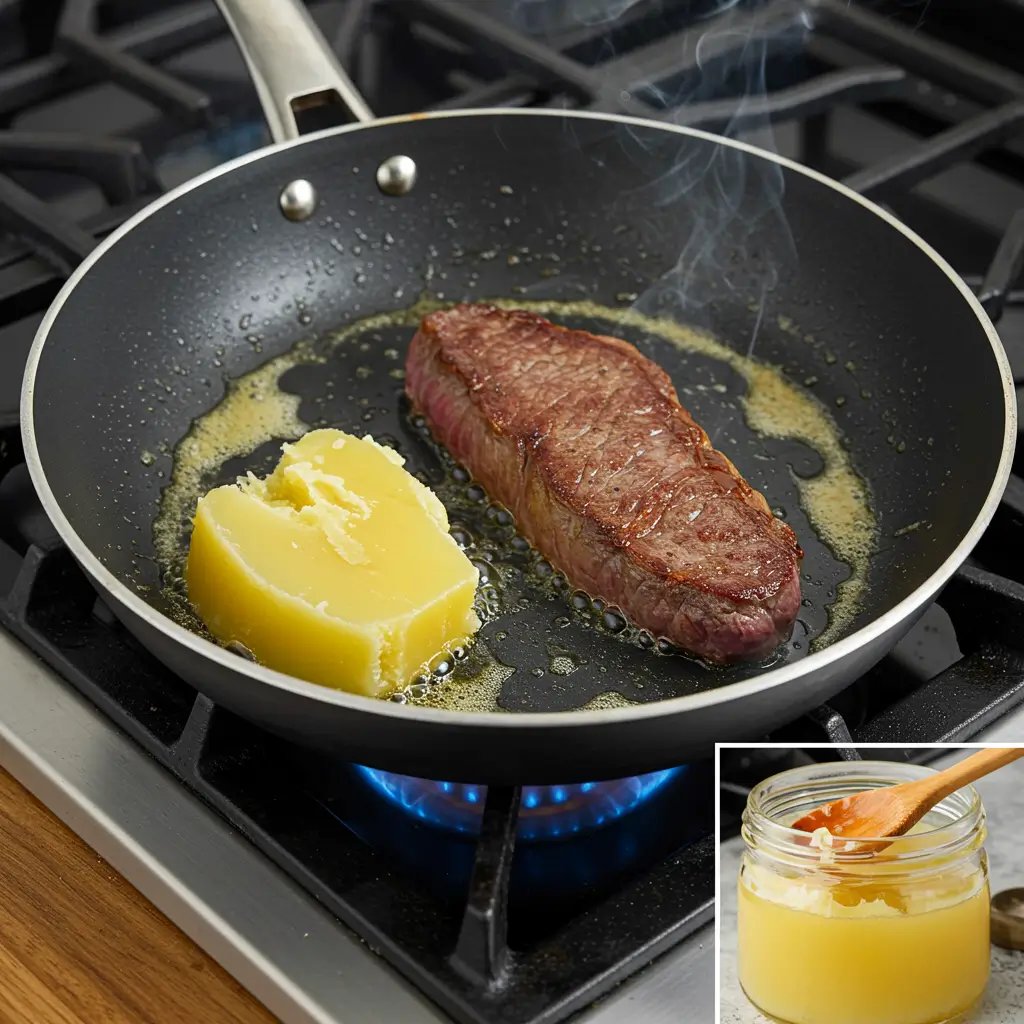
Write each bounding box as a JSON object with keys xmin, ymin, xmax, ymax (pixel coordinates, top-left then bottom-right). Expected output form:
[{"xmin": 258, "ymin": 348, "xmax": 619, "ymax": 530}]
[{"xmin": 214, "ymin": 0, "xmax": 374, "ymax": 142}]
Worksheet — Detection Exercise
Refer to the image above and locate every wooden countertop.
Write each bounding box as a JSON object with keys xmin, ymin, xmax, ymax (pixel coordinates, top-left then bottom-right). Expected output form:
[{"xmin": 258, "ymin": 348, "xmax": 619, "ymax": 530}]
[{"xmin": 0, "ymin": 768, "xmax": 277, "ymax": 1023}]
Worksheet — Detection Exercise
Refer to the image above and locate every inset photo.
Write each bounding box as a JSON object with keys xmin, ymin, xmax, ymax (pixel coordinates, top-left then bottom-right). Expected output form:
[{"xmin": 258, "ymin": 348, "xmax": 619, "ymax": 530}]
[{"xmin": 718, "ymin": 745, "xmax": 1024, "ymax": 1024}]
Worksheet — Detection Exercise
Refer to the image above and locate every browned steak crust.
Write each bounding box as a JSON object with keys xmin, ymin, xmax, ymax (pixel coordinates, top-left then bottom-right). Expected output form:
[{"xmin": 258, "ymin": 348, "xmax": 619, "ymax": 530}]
[{"xmin": 405, "ymin": 304, "xmax": 802, "ymax": 664}]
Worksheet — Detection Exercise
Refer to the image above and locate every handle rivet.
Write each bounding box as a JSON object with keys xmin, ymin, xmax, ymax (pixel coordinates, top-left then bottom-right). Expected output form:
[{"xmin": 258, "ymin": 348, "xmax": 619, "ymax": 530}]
[
  {"xmin": 376, "ymin": 155, "xmax": 417, "ymax": 197},
  {"xmin": 279, "ymin": 179, "xmax": 318, "ymax": 221}
]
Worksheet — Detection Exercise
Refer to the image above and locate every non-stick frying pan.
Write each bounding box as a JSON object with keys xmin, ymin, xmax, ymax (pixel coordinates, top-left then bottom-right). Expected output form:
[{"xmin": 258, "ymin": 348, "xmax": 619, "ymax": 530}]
[{"xmin": 20, "ymin": 0, "xmax": 1015, "ymax": 783}]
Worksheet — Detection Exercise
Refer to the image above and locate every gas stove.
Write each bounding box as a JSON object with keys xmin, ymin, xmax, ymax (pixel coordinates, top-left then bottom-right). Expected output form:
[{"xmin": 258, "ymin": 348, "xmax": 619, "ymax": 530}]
[{"xmin": 4, "ymin": 2, "xmax": 1024, "ymax": 1023}]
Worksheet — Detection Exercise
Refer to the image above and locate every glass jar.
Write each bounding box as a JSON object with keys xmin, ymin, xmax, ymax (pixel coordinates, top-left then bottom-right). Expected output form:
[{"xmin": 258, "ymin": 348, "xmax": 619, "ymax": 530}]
[{"xmin": 738, "ymin": 760, "xmax": 990, "ymax": 1024}]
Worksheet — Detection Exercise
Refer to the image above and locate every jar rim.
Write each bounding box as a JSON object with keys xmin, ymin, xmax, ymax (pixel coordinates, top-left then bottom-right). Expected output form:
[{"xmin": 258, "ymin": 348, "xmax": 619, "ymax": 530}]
[{"xmin": 741, "ymin": 759, "xmax": 985, "ymax": 866}]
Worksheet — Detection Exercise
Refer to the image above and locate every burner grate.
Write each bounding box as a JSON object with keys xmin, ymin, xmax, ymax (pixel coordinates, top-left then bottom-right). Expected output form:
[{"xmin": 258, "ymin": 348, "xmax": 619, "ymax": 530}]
[
  {"xmin": 0, "ymin": 130, "xmax": 158, "ymax": 269},
  {"xmin": 55, "ymin": 0, "xmax": 212, "ymax": 126},
  {"xmin": 0, "ymin": 1, "xmax": 224, "ymax": 119}
]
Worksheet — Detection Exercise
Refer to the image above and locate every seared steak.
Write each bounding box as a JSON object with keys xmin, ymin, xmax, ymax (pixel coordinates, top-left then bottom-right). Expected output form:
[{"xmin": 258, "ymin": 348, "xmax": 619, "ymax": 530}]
[{"xmin": 405, "ymin": 304, "xmax": 802, "ymax": 664}]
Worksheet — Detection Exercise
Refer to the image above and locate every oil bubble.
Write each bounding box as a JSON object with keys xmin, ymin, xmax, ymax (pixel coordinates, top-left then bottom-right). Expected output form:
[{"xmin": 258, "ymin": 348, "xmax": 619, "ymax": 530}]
[
  {"xmin": 471, "ymin": 560, "xmax": 494, "ymax": 583},
  {"xmin": 601, "ymin": 609, "xmax": 627, "ymax": 633},
  {"xmin": 451, "ymin": 526, "xmax": 473, "ymax": 548},
  {"xmin": 495, "ymin": 507, "xmax": 514, "ymax": 526}
]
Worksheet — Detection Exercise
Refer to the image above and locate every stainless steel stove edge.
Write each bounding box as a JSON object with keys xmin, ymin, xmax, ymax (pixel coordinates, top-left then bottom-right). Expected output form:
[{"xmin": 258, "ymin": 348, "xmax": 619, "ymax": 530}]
[
  {"xmin": 0, "ymin": 631, "xmax": 443, "ymax": 1024},
  {"xmin": 0, "ymin": 631, "xmax": 714, "ymax": 1024}
]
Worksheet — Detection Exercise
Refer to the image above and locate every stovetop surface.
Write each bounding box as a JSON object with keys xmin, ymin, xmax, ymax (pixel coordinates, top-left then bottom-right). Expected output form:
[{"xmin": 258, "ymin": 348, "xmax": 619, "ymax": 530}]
[{"xmin": 5, "ymin": 1, "xmax": 1024, "ymax": 1022}]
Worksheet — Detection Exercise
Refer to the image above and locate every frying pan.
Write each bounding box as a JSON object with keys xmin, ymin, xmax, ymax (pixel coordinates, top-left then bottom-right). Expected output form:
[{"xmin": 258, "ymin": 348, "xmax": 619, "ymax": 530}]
[{"xmin": 20, "ymin": 0, "xmax": 1015, "ymax": 783}]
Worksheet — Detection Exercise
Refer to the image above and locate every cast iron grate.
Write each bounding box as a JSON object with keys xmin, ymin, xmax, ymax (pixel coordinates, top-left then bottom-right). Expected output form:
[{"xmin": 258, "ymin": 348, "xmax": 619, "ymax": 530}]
[
  {"xmin": 0, "ymin": 132, "xmax": 158, "ymax": 269},
  {"xmin": 0, "ymin": 1, "xmax": 224, "ymax": 119},
  {"xmin": 55, "ymin": 0, "xmax": 213, "ymax": 126}
]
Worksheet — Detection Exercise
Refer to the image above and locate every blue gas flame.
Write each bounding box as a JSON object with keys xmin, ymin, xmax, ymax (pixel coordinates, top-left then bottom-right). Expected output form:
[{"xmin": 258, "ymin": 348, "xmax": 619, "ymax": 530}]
[{"xmin": 355, "ymin": 766, "xmax": 682, "ymax": 841}]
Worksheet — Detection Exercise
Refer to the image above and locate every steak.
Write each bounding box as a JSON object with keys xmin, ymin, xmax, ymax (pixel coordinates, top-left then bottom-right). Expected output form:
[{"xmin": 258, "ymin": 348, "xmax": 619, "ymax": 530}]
[{"xmin": 405, "ymin": 304, "xmax": 802, "ymax": 664}]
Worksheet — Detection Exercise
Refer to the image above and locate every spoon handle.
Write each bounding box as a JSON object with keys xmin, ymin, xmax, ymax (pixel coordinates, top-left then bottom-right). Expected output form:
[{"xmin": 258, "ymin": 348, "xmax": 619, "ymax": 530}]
[{"xmin": 919, "ymin": 747, "xmax": 1024, "ymax": 806}]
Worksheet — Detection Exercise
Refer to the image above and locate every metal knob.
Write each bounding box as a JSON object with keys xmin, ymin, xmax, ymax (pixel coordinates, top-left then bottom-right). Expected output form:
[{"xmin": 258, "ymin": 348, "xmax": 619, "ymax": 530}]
[{"xmin": 376, "ymin": 155, "xmax": 417, "ymax": 197}]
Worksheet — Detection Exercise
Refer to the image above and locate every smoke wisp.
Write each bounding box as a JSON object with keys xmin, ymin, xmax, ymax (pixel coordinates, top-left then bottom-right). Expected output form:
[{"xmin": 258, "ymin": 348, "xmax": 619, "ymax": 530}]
[{"xmin": 621, "ymin": 0, "xmax": 808, "ymax": 338}]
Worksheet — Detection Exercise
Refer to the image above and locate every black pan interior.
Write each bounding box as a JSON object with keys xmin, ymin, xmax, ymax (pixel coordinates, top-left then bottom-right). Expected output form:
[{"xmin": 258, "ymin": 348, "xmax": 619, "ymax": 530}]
[{"xmin": 31, "ymin": 113, "xmax": 1007, "ymax": 710}]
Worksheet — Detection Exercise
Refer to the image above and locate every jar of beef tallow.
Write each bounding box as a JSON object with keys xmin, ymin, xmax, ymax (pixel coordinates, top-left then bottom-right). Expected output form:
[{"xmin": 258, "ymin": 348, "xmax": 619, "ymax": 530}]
[{"xmin": 738, "ymin": 760, "xmax": 990, "ymax": 1024}]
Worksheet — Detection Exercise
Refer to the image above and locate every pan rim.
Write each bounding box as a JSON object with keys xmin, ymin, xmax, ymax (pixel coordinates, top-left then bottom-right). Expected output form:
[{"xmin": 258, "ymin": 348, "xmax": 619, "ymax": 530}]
[{"xmin": 20, "ymin": 107, "xmax": 1017, "ymax": 731}]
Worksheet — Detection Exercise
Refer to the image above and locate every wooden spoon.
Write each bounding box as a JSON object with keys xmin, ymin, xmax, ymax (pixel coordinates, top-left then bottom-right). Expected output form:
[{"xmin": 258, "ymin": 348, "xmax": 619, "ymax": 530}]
[{"xmin": 791, "ymin": 748, "xmax": 1024, "ymax": 841}]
